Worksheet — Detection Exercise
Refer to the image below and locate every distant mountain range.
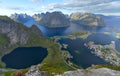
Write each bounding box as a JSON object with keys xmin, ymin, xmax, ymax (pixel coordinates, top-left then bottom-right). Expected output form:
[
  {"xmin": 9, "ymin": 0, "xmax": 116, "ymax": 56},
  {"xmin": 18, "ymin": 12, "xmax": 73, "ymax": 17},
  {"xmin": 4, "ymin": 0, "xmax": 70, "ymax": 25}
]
[
  {"xmin": 96, "ymin": 14, "xmax": 120, "ymax": 32},
  {"xmin": 10, "ymin": 12, "xmax": 106, "ymax": 28}
]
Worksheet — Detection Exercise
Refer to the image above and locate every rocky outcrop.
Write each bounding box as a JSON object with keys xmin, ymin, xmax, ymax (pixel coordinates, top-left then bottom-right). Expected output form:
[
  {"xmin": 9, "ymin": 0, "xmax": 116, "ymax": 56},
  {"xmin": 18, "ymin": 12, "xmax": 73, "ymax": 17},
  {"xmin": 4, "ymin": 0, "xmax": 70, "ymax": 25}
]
[
  {"xmin": 26, "ymin": 66, "xmax": 120, "ymax": 76},
  {"xmin": 70, "ymin": 12, "xmax": 106, "ymax": 27},
  {"xmin": 33, "ymin": 11, "xmax": 70, "ymax": 27},
  {"xmin": 56, "ymin": 68, "xmax": 120, "ymax": 76},
  {"xmin": 25, "ymin": 65, "xmax": 49, "ymax": 76},
  {"xmin": 0, "ymin": 16, "xmax": 29, "ymax": 46},
  {"xmin": 25, "ymin": 65, "xmax": 42, "ymax": 76}
]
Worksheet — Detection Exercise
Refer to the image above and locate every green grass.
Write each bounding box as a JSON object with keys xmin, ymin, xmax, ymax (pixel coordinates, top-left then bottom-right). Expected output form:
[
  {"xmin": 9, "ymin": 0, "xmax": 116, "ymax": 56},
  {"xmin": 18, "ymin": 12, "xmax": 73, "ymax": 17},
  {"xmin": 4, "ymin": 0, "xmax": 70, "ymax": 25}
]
[
  {"xmin": 0, "ymin": 34, "xmax": 10, "ymax": 47},
  {"xmin": 0, "ymin": 16, "xmax": 13, "ymax": 22},
  {"xmin": 92, "ymin": 64, "xmax": 120, "ymax": 71},
  {"xmin": 26, "ymin": 35, "xmax": 73, "ymax": 74},
  {"xmin": 0, "ymin": 21, "xmax": 73, "ymax": 75},
  {"xmin": 3, "ymin": 35, "xmax": 73, "ymax": 75}
]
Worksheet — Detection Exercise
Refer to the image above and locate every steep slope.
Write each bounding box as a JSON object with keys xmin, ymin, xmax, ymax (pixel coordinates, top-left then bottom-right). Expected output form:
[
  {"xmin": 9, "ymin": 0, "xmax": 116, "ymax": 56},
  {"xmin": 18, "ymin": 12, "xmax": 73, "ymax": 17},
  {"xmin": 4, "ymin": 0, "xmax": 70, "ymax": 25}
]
[
  {"xmin": 29, "ymin": 25, "xmax": 43, "ymax": 37},
  {"xmin": 0, "ymin": 15, "xmax": 72, "ymax": 74},
  {"xmin": 0, "ymin": 16, "xmax": 29, "ymax": 46}
]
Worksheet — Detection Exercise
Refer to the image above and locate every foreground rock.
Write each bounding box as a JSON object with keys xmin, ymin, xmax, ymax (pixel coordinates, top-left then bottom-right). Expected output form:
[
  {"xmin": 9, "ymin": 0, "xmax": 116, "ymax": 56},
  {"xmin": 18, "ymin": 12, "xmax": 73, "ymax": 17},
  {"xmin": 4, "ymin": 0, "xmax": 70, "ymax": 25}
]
[
  {"xmin": 56, "ymin": 68, "xmax": 120, "ymax": 76},
  {"xmin": 25, "ymin": 65, "xmax": 41, "ymax": 76},
  {"xmin": 25, "ymin": 65, "xmax": 49, "ymax": 76},
  {"xmin": 26, "ymin": 65, "xmax": 120, "ymax": 76}
]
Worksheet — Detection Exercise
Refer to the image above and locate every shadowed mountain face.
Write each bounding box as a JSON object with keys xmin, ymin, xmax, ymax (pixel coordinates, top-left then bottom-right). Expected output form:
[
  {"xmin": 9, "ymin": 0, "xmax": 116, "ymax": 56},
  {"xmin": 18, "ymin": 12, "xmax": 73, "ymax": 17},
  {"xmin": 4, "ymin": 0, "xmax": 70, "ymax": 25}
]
[{"xmin": 33, "ymin": 11, "xmax": 70, "ymax": 27}]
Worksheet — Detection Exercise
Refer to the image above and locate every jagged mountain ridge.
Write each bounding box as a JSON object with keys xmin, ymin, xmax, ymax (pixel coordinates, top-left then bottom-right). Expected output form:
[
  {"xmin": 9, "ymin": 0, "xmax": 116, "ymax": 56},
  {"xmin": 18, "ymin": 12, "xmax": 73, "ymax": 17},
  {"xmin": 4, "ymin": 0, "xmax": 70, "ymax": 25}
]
[
  {"xmin": 33, "ymin": 12, "xmax": 70, "ymax": 27},
  {"xmin": 10, "ymin": 12, "xmax": 106, "ymax": 28}
]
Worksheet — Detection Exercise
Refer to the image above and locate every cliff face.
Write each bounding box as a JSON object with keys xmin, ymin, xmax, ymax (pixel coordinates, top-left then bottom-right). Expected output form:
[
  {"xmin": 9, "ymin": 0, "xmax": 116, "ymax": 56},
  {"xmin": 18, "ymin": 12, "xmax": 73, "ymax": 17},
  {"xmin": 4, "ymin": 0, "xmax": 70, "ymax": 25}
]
[
  {"xmin": 70, "ymin": 12, "xmax": 106, "ymax": 27},
  {"xmin": 33, "ymin": 12, "xmax": 70, "ymax": 27},
  {"xmin": 0, "ymin": 16, "xmax": 29, "ymax": 46}
]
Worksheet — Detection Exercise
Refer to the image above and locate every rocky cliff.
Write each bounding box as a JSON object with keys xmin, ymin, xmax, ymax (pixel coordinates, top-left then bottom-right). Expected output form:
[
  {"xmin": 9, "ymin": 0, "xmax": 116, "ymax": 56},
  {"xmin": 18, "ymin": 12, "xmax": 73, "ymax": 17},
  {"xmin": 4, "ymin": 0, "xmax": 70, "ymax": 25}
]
[{"xmin": 0, "ymin": 16, "xmax": 29, "ymax": 46}]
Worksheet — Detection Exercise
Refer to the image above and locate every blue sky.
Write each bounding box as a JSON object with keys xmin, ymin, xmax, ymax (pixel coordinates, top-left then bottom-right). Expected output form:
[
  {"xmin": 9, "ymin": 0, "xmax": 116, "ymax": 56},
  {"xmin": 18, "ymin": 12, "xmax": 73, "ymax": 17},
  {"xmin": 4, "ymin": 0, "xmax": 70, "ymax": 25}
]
[{"xmin": 0, "ymin": 0, "xmax": 120, "ymax": 16}]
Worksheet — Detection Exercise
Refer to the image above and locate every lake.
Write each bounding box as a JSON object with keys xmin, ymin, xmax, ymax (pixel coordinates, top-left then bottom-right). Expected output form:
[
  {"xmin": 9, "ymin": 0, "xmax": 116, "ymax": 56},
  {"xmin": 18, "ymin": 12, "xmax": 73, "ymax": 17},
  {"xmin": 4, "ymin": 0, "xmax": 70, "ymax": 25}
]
[
  {"xmin": 2, "ymin": 47, "xmax": 48, "ymax": 69},
  {"xmin": 58, "ymin": 33, "xmax": 120, "ymax": 68},
  {"xmin": 38, "ymin": 25, "xmax": 69, "ymax": 37}
]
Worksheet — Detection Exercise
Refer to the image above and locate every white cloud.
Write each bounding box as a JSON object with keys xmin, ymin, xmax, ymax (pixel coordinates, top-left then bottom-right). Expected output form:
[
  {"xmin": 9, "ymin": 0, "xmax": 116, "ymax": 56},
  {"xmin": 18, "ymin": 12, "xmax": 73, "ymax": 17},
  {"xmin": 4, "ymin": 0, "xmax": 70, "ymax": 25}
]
[
  {"xmin": 31, "ymin": 0, "xmax": 44, "ymax": 2},
  {"xmin": 40, "ymin": 0, "xmax": 120, "ymax": 14}
]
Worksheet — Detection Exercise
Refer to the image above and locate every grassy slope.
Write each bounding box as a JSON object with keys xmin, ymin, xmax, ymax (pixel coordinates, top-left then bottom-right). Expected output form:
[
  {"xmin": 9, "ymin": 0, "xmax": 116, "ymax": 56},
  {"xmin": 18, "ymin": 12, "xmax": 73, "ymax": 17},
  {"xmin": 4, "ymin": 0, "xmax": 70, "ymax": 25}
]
[
  {"xmin": 0, "ymin": 16, "xmax": 72, "ymax": 75},
  {"xmin": 0, "ymin": 34, "xmax": 10, "ymax": 47},
  {"xmin": 1, "ymin": 35, "xmax": 72, "ymax": 76},
  {"xmin": 90, "ymin": 64, "xmax": 120, "ymax": 71},
  {"xmin": 26, "ymin": 34, "xmax": 73, "ymax": 74}
]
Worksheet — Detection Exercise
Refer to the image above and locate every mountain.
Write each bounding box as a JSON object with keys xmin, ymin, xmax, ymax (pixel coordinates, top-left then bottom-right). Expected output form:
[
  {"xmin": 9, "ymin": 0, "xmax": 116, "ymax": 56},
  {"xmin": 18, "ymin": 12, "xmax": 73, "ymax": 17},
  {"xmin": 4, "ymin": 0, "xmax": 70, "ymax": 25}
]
[
  {"xmin": 0, "ymin": 16, "xmax": 43, "ymax": 48},
  {"xmin": 96, "ymin": 14, "xmax": 120, "ymax": 32},
  {"xmin": 0, "ymin": 16, "xmax": 29, "ymax": 46},
  {"xmin": 33, "ymin": 11, "xmax": 70, "ymax": 27},
  {"xmin": 29, "ymin": 25, "xmax": 43, "ymax": 37},
  {"xmin": 10, "ymin": 12, "xmax": 106, "ymax": 35},
  {"xmin": 70, "ymin": 12, "xmax": 106, "ymax": 27},
  {"xmin": 10, "ymin": 13, "xmax": 33, "ymax": 24},
  {"xmin": 97, "ymin": 14, "xmax": 120, "ymax": 27},
  {"xmin": 0, "ymin": 15, "xmax": 72, "ymax": 75}
]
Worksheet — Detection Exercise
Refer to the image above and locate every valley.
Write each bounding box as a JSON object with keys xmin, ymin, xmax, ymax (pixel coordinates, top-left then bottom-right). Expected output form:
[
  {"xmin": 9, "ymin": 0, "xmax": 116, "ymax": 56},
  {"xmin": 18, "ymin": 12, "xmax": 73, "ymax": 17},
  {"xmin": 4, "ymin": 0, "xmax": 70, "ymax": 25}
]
[{"xmin": 0, "ymin": 11, "xmax": 120, "ymax": 76}]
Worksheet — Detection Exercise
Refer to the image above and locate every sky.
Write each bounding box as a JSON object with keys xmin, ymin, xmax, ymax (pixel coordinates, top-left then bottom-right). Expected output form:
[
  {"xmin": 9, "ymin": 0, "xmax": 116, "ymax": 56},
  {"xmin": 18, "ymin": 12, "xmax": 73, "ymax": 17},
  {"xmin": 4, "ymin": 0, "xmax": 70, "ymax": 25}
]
[{"xmin": 0, "ymin": 0, "xmax": 120, "ymax": 16}]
